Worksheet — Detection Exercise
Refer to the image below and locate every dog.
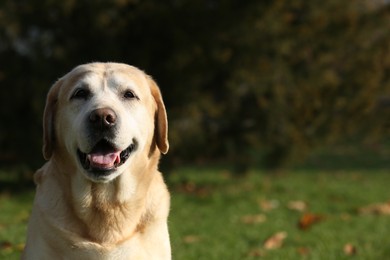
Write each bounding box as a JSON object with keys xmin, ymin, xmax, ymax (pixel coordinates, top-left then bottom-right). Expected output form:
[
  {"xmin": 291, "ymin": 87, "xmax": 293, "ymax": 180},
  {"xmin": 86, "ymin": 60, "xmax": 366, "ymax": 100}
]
[{"xmin": 22, "ymin": 62, "xmax": 171, "ymax": 259}]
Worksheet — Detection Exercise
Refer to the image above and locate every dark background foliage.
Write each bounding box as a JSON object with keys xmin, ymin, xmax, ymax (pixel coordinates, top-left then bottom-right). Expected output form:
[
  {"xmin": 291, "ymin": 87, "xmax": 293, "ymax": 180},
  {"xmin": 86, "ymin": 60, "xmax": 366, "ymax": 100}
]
[{"xmin": 0, "ymin": 0, "xmax": 389, "ymax": 171}]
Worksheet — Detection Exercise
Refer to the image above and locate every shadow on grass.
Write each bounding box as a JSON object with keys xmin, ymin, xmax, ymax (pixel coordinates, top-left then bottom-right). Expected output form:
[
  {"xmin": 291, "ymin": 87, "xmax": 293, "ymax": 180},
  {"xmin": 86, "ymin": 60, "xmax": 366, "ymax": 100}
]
[{"xmin": 294, "ymin": 143, "xmax": 389, "ymax": 171}]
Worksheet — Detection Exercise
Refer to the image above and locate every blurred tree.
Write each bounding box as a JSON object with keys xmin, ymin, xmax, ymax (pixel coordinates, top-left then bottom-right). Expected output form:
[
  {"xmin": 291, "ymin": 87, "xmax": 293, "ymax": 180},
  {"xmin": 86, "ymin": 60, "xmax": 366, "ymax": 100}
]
[
  {"xmin": 225, "ymin": 0, "xmax": 390, "ymax": 168},
  {"xmin": 0, "ymin": 0, "xmax": 389, "ymax": 171}
]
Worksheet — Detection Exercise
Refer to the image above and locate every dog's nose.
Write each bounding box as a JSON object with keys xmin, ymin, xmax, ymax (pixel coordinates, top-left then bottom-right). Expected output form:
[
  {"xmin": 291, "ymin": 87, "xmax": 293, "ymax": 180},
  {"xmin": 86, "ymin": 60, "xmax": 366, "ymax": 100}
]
[{"xmin": 89, "ymin": 108, "xmax": 117, "ymax": 129}]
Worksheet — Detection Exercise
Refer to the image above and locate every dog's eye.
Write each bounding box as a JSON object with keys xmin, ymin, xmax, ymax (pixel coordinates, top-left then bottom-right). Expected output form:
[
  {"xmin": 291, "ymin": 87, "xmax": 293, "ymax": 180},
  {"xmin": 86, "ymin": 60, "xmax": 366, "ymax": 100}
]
[
  {"xmin": 123, "ymin": 90, "xmax": 137, "ymax": 100},
  {"xmin": 71, "ymin": 88, "xmax": 90, "ymax": 100}
]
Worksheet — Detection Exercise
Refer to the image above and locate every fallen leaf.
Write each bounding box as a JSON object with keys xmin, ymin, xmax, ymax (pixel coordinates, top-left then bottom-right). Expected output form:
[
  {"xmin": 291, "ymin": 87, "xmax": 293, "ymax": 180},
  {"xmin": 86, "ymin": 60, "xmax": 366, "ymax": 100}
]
[
  {"xmin": 298, "ymin": 213, "xmax": 324, "ymax": 230},
  {"xmin": 176, "ymin": 181, "xmax": 211, "ymax": 197},
  {"xmin": 358, "ymin": 201, "xmax": 390, "ymax": 215},
  {"xmin": 0, "ymin": 241, "xmax": 12, "ymax": 250},
  {"xmin": 297, "ymin": 247, "xmax": 310, "ymax": 256},
  {"xmin": 340, "ymin": 213, "xmax": 352, "ymax": 221},
  {"xmin": 247, "ymin": 248, "xmax": 266, "ymax": 257},
  {"xmin": 344, "ymin": 243, "xmax": 357, "ymax": 256},
  {"xmin": 0, "ymin": 241, "xmax": 13, "ymax": 253},
  {"xmin": 183, "ymin": 235, "xmax": 201, "ymax": 244},
  {"xmin": 241, "ymin": 214, "xmax": 267, "ymax": 224},
  {"xmin": 259, "ymin": 199, "xmax": 279, "ymax": 211},
  {"xmin": 287, "ymin": 200, "xmax": 308, "ymax": 212},
  {"xmin": 263, "ymin": 231, "xmax": 287, "ymax": 250}
]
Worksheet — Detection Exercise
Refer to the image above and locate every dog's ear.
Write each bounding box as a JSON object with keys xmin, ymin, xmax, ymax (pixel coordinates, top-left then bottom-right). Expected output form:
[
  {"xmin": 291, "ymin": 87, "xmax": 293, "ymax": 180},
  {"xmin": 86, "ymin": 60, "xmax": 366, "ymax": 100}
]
[
  {"xmin": 42, "ymin": 79, "xmax": 63, "ymax": 160},
  {"xmin": 147, "ymin": 76, "xmax": 169, "ymax": 154}
]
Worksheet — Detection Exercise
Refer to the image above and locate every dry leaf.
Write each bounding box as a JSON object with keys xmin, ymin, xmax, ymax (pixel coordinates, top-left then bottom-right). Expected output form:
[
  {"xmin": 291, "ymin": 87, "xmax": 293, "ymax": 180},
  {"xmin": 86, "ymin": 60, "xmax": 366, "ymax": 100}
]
[
  {"xmin": 247, "ymin": 248, "xmax": 266, "ymax": 257},
  {"xmin": 297, "ymin": 247, "xmax": 310, "ymax": 256},
  {"xmin": 358, "ymin": 201, "xmax": 390, "ymax": 215},
  {"xmin": 183, "ymin": 235, "xmax": 201, "ymax": 244},
  {"xmin": 259, "ymin": 199, "xmax": 279, "ymax": 211},
  {"xmin": 287, "ymin": 200, "xmax": 308, "ymax": 212},
  {"xmin": 0, "ymin": 241, "xmax": 13, "ymax": 253},
  {"xmin": 263, "ymin": 231, "xmax": 287, "ymax": 250},
  {"xmin": 298, "ymin": 213, "xmax": 324, "ymax": 230},
  {"xmin": 343, "ymin": 243, "xmax": 357, "ymax": 256},
  {"xmin": 176, "ymin": 181, "xmax": 211, "ymax": 197},
  {"xmin": 241, "ymin": 214, "xmax": 267, "ymax": 224},
  {"xmin": 0, "ymin": 241, "xmax": 12, "ymax": 250},
  {"xmin": 340, "ymin": 213, "xmax": 352, "ymax": 221}
]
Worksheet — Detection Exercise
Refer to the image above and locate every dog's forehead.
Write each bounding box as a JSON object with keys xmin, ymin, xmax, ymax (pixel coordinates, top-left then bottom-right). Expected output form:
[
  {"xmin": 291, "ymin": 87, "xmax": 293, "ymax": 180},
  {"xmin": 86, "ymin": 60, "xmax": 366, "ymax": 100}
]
[
  {"xmin": 105, "ymin": 69, "xmax": 148, "ymax": 91},
  {"xmin": 61, "ymin": 63, "xmax": 150, "ymax": 96}
]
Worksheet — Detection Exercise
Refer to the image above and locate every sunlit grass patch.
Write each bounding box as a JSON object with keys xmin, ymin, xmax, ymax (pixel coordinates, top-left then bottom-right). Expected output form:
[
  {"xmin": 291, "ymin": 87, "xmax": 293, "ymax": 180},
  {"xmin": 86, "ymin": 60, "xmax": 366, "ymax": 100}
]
[
  {"xmin": 168, "ymin": 168, "xmax": 390, "ymax": 259},
  {"xmin": 1, "ymin": 168, "xmax": 390, "ymax": 259}
]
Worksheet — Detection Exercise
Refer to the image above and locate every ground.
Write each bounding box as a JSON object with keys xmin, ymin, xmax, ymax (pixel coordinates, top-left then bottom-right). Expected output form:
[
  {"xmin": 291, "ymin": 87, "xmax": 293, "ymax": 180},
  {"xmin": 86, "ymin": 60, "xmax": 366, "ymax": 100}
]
[{"xmin": 2, "ymin": 164, "xmax": 389, "ymax": 259}]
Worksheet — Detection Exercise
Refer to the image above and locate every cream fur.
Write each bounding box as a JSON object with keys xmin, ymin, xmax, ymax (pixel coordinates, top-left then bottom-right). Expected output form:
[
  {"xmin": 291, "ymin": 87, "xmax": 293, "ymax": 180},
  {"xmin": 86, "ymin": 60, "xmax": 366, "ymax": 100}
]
[{"xmin": 23, "ymin": 63, "xmax": 171, "ymax": 259}]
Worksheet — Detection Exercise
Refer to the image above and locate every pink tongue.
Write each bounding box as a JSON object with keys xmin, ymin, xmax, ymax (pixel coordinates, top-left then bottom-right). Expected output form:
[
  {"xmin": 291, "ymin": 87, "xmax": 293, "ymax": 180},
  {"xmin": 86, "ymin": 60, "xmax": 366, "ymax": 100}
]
[{"xmin": 88, "ymin": 151, "xmax": 121, "ymax": 168}]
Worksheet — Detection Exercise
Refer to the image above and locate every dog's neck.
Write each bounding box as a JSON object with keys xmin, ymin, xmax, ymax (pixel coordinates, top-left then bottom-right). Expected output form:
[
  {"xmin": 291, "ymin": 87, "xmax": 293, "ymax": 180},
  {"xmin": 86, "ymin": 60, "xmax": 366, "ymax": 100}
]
[{"xmin": 46, "ymin": 152, "xmax": 159, "ymax": 245}]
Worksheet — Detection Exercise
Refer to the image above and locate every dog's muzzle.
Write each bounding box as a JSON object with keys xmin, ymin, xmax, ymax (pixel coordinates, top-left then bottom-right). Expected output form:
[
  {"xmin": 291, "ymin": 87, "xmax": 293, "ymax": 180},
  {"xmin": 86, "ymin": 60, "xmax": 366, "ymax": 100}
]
[
  {"xmin": 77, "ymin": 139, "xmax": 136, "ymax": 173},
  {"xmin": 76, "ymin": 108, "xmax": 137, "ymax": 179}
]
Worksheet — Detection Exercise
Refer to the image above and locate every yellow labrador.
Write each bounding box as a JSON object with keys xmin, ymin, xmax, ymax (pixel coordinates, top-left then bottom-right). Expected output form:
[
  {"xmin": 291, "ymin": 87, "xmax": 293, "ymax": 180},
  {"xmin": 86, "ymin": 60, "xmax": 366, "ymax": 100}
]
[{"xmin": 22, "ymin": 63, "xmax": 171, "ymax": 259}]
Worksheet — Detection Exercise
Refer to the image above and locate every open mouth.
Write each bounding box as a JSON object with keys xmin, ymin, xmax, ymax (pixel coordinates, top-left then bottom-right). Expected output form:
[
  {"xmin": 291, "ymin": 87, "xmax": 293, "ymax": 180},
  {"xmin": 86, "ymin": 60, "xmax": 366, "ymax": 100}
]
[{"xmin": 77, "ymin": 139, "xmax": 136, "ymax": 173}]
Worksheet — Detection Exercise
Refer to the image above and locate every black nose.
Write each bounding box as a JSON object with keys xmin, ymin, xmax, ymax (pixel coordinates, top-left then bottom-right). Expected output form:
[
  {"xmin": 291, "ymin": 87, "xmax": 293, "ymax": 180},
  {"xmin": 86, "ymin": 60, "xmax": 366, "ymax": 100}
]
[{"xmin": 89, "ymin": 108, "xmax": 117, "ymax": 129}]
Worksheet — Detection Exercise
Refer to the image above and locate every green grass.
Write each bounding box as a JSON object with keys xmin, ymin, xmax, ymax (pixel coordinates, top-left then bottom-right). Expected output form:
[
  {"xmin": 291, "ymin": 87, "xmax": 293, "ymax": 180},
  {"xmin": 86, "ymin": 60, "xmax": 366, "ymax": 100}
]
[
  {"xmin": 1, "ymin": 168, "xmax": 390, "ymax": 259},
  {"xmin": 0, "ymin": 190, "xmax": 33, "ymax": 259},
  {"xmin": 168, "ymin": 167, "xmax": 390, "ymax": 259}
]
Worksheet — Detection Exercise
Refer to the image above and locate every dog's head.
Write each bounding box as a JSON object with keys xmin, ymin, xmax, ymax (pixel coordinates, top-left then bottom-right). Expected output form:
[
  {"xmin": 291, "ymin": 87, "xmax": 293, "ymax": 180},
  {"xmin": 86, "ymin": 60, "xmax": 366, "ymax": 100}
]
[{"xmin": 42, "ymin": 63, "xmax": 168, "ymax": 183}]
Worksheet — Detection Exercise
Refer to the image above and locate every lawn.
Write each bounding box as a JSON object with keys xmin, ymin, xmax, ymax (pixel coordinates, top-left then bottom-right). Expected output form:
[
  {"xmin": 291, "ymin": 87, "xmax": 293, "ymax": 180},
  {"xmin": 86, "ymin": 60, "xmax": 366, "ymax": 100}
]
[{"xmin": 1, "ymin": 167, "xmax": 390, "ymax": 259}]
